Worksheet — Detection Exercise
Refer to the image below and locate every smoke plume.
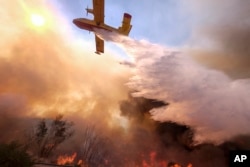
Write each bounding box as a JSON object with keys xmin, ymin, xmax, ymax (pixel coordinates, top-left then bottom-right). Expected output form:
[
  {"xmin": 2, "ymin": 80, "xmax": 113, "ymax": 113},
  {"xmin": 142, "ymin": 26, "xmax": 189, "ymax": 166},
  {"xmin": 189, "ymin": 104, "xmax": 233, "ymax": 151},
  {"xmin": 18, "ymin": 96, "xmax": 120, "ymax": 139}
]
[
  {"xmin": 93, "ymin": 0, "xmax": 250, "ymax": 144},
  {"xmin": 97, "ymin": 26, "xmax": 250, "ymax": 143},
  {"xmin": 0, "ymin": 0, "xmax": 130, "ymax": 143},
  {"xmin": 183, "ymin": 0, "xmax": 250, "ymax": 79}
]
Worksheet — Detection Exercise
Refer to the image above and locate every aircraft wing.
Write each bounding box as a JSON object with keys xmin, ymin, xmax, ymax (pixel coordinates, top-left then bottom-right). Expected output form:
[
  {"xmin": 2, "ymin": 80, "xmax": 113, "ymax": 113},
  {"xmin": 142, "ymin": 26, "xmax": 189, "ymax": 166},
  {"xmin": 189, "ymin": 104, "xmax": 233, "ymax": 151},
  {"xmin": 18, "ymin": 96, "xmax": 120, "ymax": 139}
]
[
  {"xmin": 93, "ymin": 0, "xmax": 104, "ymax": 24},
  {"xmin": 95, "ymin": 35, "xmax": 104, "ymax": 54}
]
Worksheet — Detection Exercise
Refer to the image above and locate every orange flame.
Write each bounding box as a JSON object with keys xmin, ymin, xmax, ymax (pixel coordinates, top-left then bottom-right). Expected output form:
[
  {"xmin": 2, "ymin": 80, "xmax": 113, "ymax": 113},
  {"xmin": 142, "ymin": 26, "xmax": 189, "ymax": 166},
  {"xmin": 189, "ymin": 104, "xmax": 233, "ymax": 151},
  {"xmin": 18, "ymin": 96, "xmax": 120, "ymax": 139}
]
[
  {"xmin": 57, "ymin": 152, "xmax": 77, "ymax": 165},
  {"xmin": 140, "ymin": 151, "xmax": 192, "ymax": 167},
  {"xmin": 142, "ymin": 151, "xmax": 167, "ymax": 167}
]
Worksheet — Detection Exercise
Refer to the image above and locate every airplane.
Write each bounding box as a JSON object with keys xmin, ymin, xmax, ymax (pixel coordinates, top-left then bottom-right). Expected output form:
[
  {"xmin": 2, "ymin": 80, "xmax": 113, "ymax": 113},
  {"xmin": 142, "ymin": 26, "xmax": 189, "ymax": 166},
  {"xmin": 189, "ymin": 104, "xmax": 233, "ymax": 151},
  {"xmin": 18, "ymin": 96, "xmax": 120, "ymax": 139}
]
[{"xmin": 73, "ymin": 0, "xmax": 132, "ymax": 54}]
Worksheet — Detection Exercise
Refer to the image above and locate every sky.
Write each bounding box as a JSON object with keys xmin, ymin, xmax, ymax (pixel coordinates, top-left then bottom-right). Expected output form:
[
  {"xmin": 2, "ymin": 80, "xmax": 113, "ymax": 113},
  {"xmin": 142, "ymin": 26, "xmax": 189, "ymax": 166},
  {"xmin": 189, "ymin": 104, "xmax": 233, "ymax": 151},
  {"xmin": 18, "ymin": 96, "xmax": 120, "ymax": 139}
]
[
  {"xmin": 1, "ymin": 0, "xmax": 250, "ymax": 148},
  {"xmin": 51, "ymin": 0, "xmax": 191, "ymax": 53},
  {"xmin": 53, "ymin": 0, "xmax": 250, "ymax": 73}
]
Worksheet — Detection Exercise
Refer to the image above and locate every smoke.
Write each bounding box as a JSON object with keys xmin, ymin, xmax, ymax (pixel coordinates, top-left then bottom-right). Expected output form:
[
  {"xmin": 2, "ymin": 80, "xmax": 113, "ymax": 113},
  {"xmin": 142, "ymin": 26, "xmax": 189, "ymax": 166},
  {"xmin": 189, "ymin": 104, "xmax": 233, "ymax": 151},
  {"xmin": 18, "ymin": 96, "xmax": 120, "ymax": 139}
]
[
  {"xmin": 96, "ymin": 27, "xmax": 250, "ymax": 143},
  {"xmin": 2, "ymin": 0, "xmax": 250, "ymax": 166},
  {"xmin": 182, "ymin": 0, "xmax": 250, "ymax": 79},
  {"xmin": 0, "ymin": 0, "xmax": 131, "ymax": 143},
  {"xmin": 93, "ymin": 0, "xmax": 250, "ymax": 144},
  {"xmin": 119, "ymin": 96, "xmax": 236, "ymax": 167}
]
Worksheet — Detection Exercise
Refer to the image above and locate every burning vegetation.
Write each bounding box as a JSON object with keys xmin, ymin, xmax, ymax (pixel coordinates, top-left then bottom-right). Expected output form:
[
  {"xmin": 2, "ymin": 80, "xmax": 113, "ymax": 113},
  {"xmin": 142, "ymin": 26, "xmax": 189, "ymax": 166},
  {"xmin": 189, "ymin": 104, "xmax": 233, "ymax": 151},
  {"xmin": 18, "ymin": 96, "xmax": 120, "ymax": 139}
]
[
  {"xmin": 57, "ymin": 152, "xmax": 80, "ymax": 165},
  {"xmin": 26, "ymin": 115, "xmax": 74, "ymax": 158},
  {"xmin": 1, "ymin": 96, "xmax": 250, "ymax": 167}
]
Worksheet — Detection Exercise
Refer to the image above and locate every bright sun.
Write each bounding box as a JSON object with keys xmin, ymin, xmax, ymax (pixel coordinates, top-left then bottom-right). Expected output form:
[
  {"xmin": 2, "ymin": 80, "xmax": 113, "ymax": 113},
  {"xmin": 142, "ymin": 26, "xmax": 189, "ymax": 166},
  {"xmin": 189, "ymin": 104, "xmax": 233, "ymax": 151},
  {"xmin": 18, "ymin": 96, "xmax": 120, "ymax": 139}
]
[{"xmin": 30, "ymin": 13, "xmax": 45, "ymax": 27}]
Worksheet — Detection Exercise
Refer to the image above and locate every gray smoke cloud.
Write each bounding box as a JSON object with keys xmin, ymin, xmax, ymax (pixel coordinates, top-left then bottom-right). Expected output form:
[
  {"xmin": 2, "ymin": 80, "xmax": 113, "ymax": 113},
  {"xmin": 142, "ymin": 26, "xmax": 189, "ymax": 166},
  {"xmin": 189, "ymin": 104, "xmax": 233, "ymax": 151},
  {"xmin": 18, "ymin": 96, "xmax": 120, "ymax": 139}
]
[
  {"xmin": 94, "ymin": 0, "xmax": 250, "ymax": 144},
  {"xmin": 182, "ymin": 0, "xmax": 250, "ymax": 79},
  {"xmin": 97, "ymin": 29, "xmax": 250, "ymax": 143}
]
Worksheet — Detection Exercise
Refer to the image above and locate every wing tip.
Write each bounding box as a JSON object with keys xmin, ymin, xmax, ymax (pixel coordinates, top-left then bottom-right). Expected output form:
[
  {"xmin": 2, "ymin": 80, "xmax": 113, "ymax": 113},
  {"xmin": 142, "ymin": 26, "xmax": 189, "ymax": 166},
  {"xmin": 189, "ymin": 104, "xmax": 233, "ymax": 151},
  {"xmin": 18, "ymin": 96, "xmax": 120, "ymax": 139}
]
[
  {"xmin": 95, "ymin": 51, "xmax": 104, "ymax": 55},
  {"xmin": 124, "ymin": 13, "xmax": 132, "ymax": 19}
]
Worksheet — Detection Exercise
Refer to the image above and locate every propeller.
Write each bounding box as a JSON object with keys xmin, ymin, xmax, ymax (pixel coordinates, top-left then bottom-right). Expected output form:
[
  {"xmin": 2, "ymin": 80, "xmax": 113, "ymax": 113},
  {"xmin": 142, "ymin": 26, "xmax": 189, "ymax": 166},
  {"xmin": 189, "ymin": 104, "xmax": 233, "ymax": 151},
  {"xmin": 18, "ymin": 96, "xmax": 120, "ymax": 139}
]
[{"xmin": 85, "ymin": 5, "xmax": 89, "ymax": 16}]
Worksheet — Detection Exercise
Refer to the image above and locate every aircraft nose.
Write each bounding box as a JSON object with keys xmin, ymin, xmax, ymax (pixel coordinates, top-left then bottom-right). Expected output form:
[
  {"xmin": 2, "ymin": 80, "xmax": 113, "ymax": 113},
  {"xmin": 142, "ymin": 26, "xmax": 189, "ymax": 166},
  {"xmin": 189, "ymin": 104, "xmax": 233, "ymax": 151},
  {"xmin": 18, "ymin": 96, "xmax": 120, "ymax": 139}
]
[
  {"xmin": 73, "ymin": 19, "xmax": 81, "ymax": 28},
  {"xmin": 72, "ymin": 19, "xmax": 78, "ymax": 25}
]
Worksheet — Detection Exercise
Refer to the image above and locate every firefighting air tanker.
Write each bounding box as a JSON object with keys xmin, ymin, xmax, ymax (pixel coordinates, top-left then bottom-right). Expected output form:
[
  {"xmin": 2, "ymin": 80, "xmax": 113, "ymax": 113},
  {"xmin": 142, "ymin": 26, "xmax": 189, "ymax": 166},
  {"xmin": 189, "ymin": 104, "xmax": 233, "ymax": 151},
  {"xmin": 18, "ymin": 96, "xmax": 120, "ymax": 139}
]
[{"xmin": 73, "ymin": 0, "xmax": 132, "ymax": 54}]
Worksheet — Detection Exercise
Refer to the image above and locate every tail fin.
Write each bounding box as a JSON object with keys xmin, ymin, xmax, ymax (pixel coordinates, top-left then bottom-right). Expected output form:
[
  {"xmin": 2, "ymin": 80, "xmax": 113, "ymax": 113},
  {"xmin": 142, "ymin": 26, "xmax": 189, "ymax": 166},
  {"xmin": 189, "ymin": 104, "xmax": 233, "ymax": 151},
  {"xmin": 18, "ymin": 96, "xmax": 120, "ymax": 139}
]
[{"xmin": 118, "ymin": 13, "xmax": 132, "ymax": 36}]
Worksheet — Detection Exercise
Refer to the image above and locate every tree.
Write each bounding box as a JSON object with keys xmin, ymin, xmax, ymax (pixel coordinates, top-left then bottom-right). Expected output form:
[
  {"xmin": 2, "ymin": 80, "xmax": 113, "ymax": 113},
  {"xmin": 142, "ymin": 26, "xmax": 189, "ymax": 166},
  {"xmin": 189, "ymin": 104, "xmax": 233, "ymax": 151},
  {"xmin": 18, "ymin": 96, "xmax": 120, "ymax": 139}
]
[
  {"xmin": 80, "ymin": 125, "xmax": 111, "ymax": 167},
  {"xmin": 0, "ymin": 141, "xmax": 34, "ymax": 167},
  {"xmin": 27, "ymin": 115, "xmax": 74, "ymax": 158}
]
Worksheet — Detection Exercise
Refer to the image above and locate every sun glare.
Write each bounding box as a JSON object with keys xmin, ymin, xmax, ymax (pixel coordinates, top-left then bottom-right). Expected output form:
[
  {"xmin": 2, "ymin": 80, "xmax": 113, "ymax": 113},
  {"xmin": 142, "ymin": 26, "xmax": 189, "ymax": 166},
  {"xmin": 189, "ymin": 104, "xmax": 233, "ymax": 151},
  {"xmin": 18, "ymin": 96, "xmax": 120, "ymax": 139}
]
[{"xmin": 31, "ymin": 13, "xmax": 45, "ymax": 27}]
